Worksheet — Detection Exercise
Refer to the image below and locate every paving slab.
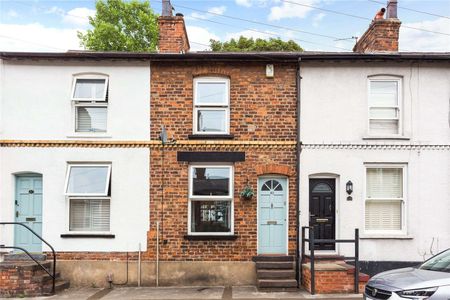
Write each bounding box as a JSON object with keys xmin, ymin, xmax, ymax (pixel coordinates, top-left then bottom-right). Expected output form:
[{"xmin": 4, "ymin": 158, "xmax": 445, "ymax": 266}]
[
  {"xmin": 101, "ymin": 286, "xmax": 225, "ymax": 300},
  {"xmin": 1, "ymin": 287, "xmax": 102, "ymax": 300},
  {"xmin": 231, "ymin": 286, "xmax": 363, "ymax": 300}
]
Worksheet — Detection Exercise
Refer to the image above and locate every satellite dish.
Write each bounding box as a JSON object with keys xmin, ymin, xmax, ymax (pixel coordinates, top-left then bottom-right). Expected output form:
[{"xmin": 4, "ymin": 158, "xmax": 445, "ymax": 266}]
[{"xmin": 160, "ymin": 126, "xmax": 168, "ymax": 145}]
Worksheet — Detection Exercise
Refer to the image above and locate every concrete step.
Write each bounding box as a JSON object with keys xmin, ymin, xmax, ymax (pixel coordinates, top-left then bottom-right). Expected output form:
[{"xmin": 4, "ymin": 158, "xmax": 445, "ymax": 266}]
[
  {"xmin": 257, "ymin": 279, "xmax": 298, "ymax": 289},
  {"xmin": 256, "ymin": 261, "xmax": 294, "ymax": 270},
  {"xmin": 4, "ymin": 253, "xmax": 47, "ymax": 262},
  {"xmin": 257, "ymin": 269, "xmax": 296, "ymax": 279},
  {"xmin": 32, "ymin": 271, "xmax": 61, "ymax": 284},
  {"xmin": 43, "ymin": 279, "xmax": 70, "ymax": 295},
  {"xmin": 253, "ymin": 255, "xmax": 294, "ymax": 262}
]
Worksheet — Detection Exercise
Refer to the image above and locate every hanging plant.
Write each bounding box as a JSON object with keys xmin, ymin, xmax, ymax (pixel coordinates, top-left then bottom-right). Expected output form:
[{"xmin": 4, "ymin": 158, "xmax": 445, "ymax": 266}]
[{"xmin": 240, "ymin": 184, "xmax": 255, "ymax": 200}]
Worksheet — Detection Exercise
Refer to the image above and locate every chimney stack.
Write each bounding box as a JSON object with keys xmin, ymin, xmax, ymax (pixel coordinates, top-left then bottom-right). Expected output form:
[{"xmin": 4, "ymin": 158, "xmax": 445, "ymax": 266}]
[
  {"xmin": 353, "ymin": 0, "xmax": 401, "ymax": 53},
  {"xmin": 158, "ymin": 0, "xmax": 190, "ymax": 53}
]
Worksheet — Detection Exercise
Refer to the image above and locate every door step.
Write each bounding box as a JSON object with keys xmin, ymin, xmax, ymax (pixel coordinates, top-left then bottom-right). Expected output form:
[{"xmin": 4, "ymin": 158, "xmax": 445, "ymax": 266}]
[
  {"xmin": 254, "ymin": 255, "xmax": 298, "ymax": 291},
  {"xmin": 4, "ymin": 253, "xmax": 47, "ymax": 262}
]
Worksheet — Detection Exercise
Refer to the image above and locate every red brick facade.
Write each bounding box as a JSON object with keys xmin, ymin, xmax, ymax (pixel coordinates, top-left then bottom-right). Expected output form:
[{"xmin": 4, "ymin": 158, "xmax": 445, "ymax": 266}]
[{"xmin": 148, "ymin": 61, "xmax": 298, "ymax": 261}]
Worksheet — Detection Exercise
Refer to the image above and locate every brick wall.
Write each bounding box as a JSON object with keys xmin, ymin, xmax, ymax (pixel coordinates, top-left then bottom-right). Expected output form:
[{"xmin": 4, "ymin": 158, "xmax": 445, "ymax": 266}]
[
  {"xmin": 148, "ymin": 61, "xmax": 298, "ymax": 261},
  {"xmin": 0, "ymin": 263, "xmax": 48, "ymax": 297},
  {"xmin": 353, "ymin": 19, "xmax": 401, "ymax": 53}
]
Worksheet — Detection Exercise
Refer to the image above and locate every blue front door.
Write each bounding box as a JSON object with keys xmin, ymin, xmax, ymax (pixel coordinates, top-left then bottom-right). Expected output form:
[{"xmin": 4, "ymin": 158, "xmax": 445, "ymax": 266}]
[
  {"xmin": 15, "ymin": 175, "xmax": 43, "ymax": 253},
  {"xmin": 258, "ymin": 177, "xmax": 287, "ymax": 254}
]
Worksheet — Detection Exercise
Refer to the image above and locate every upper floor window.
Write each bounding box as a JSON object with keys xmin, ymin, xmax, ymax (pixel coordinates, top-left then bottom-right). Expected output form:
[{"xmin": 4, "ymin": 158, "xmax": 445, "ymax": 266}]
[
  {"xmin": 368, "ymin": 78, "xmax": 401, "ymax": 136},
  {"xmin": 193, "ymin": 77, "xmax": 230, "ymax": 135},
  {"xmin": 71, "ymin": 75, "xmax": 109, "ymax": 133}
]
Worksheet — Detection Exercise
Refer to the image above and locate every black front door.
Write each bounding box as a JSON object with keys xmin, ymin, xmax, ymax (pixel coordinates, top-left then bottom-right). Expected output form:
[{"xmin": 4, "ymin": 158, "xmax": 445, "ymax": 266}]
[{"xmin": 309, "ymin": 179, "xmax": 336, "ymax": 250}]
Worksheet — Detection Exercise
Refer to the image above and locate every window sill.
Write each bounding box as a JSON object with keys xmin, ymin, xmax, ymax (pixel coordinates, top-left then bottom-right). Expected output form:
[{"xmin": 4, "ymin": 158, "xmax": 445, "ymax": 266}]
[
  {"xmin": 60, "ymin": 234, "xmax": 115, "ymax": 238},
  {"xmin": 188, "ymin": 134, "xmax": 234, "ymax": 140},
  {"xmin": 184, "ymin": 234, "xmax": 238, "ymax": 241},
  {"xmin": 66, "ymin": 134, "xmax": 112, "ymax": 139},
  {"xmin": 360, "ymin": 235, "xmax": 413, "ymax": 240},
  {"xmin": 362, "ymin": 136, "xmax": 411, "ymax": 141}
]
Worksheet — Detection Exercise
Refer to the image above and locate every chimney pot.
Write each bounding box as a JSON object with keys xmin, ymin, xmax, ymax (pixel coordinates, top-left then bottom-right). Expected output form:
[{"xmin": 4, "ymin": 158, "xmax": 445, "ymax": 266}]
[
  {"xmin": 175, "ymin": 13, "xmax": 184, "ymax": 17},
  {"xmin": 374, "ymin": 8, "xmax": 386, "ymax": 20},
  {"xmin": 386, "ymin": 0, "xmax": 398, "ymax": 19}
]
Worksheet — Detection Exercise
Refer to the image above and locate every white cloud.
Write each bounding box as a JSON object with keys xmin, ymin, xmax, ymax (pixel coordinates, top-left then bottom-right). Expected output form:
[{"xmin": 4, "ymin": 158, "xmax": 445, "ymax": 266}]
[
  {"xmin": 45, "ymin": 6, "xmax": 66, "ymax": 16},
  {"xmin": 190, "ymin": 6, "xmax": 226, "ymax": 20},
  {"xmin": 7, "ymin": 10, "xmax": 18, "ymax": 18},
  {"xmin": 63, "ymin": 7, "xmax": 95, "ymax": 27},
  {"xmin": 0, "ymin": 23, "xmax": 83, "ymax": 52},
  {"xmin": 400, "ymin": 18, "xmax": 450, "ymax": 52},
  {"xmin": 269, "ymin": 0, "xmax": 320, "ymax": 21},
  {"xmin": 235, "ymin": 0, "xmax": 252, "ymax": 7},
  {"xmin": 225, "ymin": 29, "xmax": 276, "ymax": 41},
  {"xmin": 312, "ymin": 12, "xmax": 325, "ymax": 27},
  {"xmin": 186, "ymin": 26, "xmax": 219, "ymax": 51}
]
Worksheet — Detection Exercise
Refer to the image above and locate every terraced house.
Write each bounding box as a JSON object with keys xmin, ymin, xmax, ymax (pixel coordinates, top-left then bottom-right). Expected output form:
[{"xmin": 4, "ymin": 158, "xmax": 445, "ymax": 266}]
[{"xmin": 0, "ymin": 0, "xmax": 449, "ymax": 297}]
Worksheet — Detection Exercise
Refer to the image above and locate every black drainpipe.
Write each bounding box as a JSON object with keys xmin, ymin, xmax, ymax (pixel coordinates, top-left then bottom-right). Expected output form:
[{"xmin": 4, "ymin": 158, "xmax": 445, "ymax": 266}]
[{"xmin": 295, "ymin": 57, "xmax": 302, "ymax": 288}]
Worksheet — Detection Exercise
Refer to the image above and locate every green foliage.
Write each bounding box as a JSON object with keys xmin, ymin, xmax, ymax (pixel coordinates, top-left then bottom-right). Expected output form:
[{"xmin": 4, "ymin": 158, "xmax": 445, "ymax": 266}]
[
  {"xmin": 240, "ymin": 184, "xmax": 255, "ymax": 199},
  {"xmin": 210, "ymin": 36, "xmax": 303, "ymax": 52},
  {"xmin": 78, "ymin": 0, "xmax": 159, "ymax": 52}
]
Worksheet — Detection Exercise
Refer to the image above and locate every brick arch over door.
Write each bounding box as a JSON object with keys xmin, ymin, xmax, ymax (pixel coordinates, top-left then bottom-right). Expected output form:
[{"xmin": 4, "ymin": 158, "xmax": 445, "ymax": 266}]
[{"xmin": 255, "ymin": 164, "xmax": 294, "ymax": 177}]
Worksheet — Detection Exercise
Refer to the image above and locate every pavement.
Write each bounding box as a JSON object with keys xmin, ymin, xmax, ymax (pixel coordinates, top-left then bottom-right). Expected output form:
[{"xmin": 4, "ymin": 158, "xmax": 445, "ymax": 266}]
[{"xmin": 3, "ymin": 286, "xmax": 363, "ymax": 300}]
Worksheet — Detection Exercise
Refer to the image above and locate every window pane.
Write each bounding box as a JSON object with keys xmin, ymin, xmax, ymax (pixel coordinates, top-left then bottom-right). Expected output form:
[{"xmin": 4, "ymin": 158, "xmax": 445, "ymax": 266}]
[
  {"xmin": 197, "ymin": 110, "xmax": 226, "ymax": 133},
  {"xmin": 196, "ymin": 82, "xmax": 227, "ymax": 105},
  {"xmin": 369, "ymin": 119, "xmax": 399, "ymax": 135},
  {"xmin": 370, "ymin": 81, "xmax": 398, "ymax": 106},
  {"xmin": 367, "ymin": 168, "xmax": 403, "ymax": 198},
  {"xmin": 192, "ymin": 167, "xmax": 230, "ymax": 196},
  {"xmin": 365, "ymin": 200, "xmax": 401, "ymax": 231},
  {"xmin": 191, "ymin": 201, "xmax": 231, "ymax": 233},
  {"xmin": 66, "ymin": 166, "xmax": 110, "ymax": 195},
  {"xmin": 74, "ymin": 79, "xmax": 106, "ymax": 100},
  {"xmin": 70, "ymin": 199, "xmax": 110, "ymax": 231},
  {"xmin": 369, "ymin": 108, "xmax": 398, "ymax": 119},
  {"xmin": 76, "ymin": 107, "xmax": 107, "ymax": 132}
]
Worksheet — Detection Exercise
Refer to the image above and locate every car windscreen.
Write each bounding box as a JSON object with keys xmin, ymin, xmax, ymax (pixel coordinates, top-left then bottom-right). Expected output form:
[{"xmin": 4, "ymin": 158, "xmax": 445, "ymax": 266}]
[{"xmin": 420, "ymin": 249, "xmax": 450, "ymax": 273}]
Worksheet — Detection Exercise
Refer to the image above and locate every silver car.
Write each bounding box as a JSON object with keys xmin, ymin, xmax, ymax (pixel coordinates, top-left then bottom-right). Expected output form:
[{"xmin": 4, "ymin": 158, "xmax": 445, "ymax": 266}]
[{"xmin": 364, "ymin": 249, "xmax": 450, "ymax": 299}]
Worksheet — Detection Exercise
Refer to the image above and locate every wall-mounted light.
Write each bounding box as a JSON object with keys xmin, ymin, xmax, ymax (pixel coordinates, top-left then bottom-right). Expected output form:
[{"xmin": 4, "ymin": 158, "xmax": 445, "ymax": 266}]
[{"xmin": 346, "ymin": 180, "xmax": 353, "ymax": 201}]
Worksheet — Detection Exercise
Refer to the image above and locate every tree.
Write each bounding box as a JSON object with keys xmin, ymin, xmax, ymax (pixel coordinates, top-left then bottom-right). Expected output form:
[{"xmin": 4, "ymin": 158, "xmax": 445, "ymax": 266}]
[
  {"xmin": 210, "ymin": 36, "xmax": 303, "ymax": 52},
  {"xmin": 78, "ymin": 0, "xmax": 159, "ymax": 52}
]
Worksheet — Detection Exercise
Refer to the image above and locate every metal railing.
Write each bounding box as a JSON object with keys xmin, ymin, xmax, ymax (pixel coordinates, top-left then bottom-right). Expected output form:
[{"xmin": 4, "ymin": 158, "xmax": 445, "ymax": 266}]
[
  {"xmin": 301, "ymin": 226, "xmax": 360, "ymax": 295},
  {"xmin": 0, "ymin": 222, "xmax": 56, "ymax": 294}
]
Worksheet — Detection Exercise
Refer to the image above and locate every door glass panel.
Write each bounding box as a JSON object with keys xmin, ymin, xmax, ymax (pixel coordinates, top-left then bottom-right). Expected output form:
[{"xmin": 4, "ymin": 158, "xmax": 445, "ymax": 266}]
[{"xmin": 312, "ymin": 183, "xmax": 332, "ymax": 193}]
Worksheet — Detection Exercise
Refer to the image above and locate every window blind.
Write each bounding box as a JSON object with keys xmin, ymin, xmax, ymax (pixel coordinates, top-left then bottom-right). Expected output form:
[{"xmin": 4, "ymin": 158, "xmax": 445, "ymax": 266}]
[
  {"xmin": 365, "ymin": 200, "xmax": 401, "ymax": 230},
  {"xmin": 70, "ymin": 199, "xmax": 110, "ymax": 231},
  {"xmin": 367, "ymin": 168, "xmax": 403, "ymax": 198},
  {"xmin": 369, "ymin": 80, "xmax": 399, "ymax": 135},
  {"xmin": 76, "ymin": 106, "xmax": 107, "ymax": 132}
]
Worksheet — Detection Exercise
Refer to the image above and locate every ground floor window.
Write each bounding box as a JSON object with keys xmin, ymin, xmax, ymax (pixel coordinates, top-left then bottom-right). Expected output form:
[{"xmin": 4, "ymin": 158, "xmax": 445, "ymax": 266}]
[
  {"xmin": 65, "ymin": 163, "xmax": 112, "ymax": 232},
  {"xmin": 365, "ymin": 165, "xmax": 405, "ymax": 233},
  {"xmin": 188, "ymin": 165, "xmax": 233, "ymax": 235},
  {"xmin": 69, "ymin": 199, "xmax": 110, "ymax": 231}
]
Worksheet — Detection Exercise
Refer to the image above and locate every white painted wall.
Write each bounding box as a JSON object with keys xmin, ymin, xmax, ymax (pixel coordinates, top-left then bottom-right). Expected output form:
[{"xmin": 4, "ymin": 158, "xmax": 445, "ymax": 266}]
[
  {"xmin": 0, "ymin": 60, "xmax": 150, "ymax": 140},
  {"xmin": 0, "ymin": 147, "xmax": 149, "ymax": 252},
  {"xmin": 300, "ymin": 62, "xmax": 450, "ymax": 262}
]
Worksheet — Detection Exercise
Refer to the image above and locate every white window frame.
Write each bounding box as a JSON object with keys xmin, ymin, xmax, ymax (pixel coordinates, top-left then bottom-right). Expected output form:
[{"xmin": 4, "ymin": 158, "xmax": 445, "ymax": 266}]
[
  {"xmin": 64, "ymin": 164, "xmax": 112, "ymax": 197},
  {"xmin": 193, "ymin": 77, "xmax": 230, "ymax": 135},
  {"xmin": 367, "ymin": 76, "xmax": 402, "ymax": 137},
  {"xmin": 364, "ymin": 164, "xmax": 407, "ymax": 236},
  {"xmin": 188, "ymin": 164, "xmax": 234, "ymax": 236},
  {"xmin": 71, "ymin": 75, "xmax": 109, "ymax": 102}
]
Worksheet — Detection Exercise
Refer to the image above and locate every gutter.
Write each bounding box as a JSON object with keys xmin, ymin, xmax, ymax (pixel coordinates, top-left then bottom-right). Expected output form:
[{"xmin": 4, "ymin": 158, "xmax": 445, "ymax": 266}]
[{"xmin": 295, "ymin": 57, "xmax": 302, "ymax": 287}]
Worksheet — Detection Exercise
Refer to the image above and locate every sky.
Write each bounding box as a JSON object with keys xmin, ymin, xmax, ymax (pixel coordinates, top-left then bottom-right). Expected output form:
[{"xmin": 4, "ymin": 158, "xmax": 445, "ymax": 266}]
[{"xmin": 0, "ymin": 0, "xmax": 449, "ymax": 52}]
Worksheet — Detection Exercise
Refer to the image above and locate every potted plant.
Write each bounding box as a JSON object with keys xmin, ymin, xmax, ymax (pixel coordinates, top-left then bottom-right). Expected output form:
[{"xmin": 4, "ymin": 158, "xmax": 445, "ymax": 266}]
[{"xmin": 240, "ymin": 184, "xmax": 254, "ymax": 200}]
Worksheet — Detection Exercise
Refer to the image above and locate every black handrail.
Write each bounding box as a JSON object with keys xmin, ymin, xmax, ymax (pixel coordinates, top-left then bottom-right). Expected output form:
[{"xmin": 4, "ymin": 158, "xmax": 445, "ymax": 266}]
[
  {"xmin": 0, "ymin": 222, "xmax": 56, "ymax": 294},
  {"xmin": 301, "ymin": 226, "xmax": 360, "ymax": 295}
]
